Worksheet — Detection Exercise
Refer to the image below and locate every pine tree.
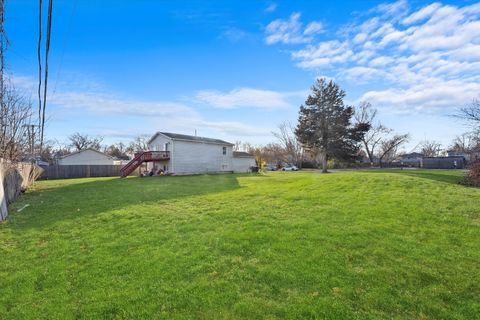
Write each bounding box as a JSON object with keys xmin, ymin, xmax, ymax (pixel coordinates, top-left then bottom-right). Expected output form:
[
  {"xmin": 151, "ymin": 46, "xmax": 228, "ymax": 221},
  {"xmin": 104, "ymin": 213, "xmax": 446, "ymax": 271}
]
[{"xmin": 295, "ymin": 78, "xmax": 369, "ymax": 173}]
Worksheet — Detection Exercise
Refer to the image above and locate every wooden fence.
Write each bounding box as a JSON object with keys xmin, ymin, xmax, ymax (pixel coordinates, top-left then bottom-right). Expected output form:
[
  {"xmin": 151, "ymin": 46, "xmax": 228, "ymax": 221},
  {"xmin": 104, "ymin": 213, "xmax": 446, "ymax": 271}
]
[
  {"xmin": 1, "ymin": 159, "xmax": 44, "ymax": 221},
  {"xmin": 40, "ymin": 165, "xmax": 129, "ymax": 180}
]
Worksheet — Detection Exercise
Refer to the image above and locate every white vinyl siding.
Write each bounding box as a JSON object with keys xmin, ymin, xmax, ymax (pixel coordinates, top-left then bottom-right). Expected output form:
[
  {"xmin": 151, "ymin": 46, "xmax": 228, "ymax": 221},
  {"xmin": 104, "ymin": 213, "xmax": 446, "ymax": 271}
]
[
  {"xmin": 171, "ymin": 140, "xmax": 232, "ymax": 174},
  {"xmin": 232, "ymin": 157, "xmax": 256, "ymax": 173}
]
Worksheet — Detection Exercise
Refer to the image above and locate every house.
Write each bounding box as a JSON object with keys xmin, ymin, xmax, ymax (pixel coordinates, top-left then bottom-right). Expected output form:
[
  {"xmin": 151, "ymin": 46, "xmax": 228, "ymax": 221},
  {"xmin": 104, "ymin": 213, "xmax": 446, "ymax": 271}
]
[
  {"xmin": 447, "ymin": 148, "xmax": 480, "ymax": 163},
  {"xmin": 396, "ymin": 152, "xmax": 424, "ymax": 167},
  {"xmin": 122, "ymin": 132, "xmax": 255, "ymax": 176},
  {"xmin": 57, "ymin": 149, "xmax": 115, "ymax": 165}
]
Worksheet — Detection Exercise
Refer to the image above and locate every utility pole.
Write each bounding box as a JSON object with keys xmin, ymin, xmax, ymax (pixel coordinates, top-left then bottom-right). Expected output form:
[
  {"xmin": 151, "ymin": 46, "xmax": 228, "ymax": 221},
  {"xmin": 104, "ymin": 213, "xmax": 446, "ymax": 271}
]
[
  {"xmin": 0, "ymin": 0, "xmax": 5, "ymax": 103},
  {"xmin": 23, "ymin": 124, "xmax": 39, "ymax": 161}
]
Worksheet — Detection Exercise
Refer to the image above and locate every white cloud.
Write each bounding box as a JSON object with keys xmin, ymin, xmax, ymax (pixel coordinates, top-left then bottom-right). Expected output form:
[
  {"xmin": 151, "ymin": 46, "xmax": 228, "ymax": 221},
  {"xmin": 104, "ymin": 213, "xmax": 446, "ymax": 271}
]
[
  {"xmin": 199, "ymin": 120, "xmax": 271, "ymax": 136},
  {"xmin": 220, "ymin": 27, "xmax": 247, "ymax": 42},
  {"xmin": 51, "ymin": 91, "xmax": 194, "ymax": 118},
  {"xmin": 267, "ymin": 1, "xmax": 480, "ymax": 114},
  {"xmin": 292, "ymin": 40, "xmax": 353, "ymax": 68},
  {"xmin": 361, "ymin": 79, "xmax": 480, "ymax": 113},
  {"xmin": 195, "ymin": 87, "xmax": 297, "ymax": 109},
  {"xmin": 304, "ymin": 21, "xmax": 324, "ymax": 35},
  {"xmin": 12, "ymin": 74, "xmax": 276, "ymax": 143},
  {"xmin": 375, "ymin": 0, "xmax": 408, "ymax": 16},
  {"xmin": 265, "ymin": 12, "xmax": 322, "ymax": 44},
  {"xmin": 265, "ymin": 3, "xmax": 277, "ymax": 13},
  {"xmin": 402, "ymin": 2, "xmax": 442, "ymax": 25}
]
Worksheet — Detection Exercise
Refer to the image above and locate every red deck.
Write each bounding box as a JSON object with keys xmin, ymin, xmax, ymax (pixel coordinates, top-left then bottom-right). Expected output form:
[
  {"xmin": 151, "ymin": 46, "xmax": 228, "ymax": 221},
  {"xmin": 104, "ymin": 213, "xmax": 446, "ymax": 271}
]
[{"xmin": 121, "ymin": 151, "xmax": 170, "ymax": 177}]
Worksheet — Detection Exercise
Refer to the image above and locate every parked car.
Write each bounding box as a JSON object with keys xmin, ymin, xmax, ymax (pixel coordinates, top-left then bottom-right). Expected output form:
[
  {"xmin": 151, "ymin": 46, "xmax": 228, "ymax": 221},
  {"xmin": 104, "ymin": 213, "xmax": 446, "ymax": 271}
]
[
  {"xmin": 266, "ymin": 165, "xmax": 277, "ymax": 171},
  {"xmin": 282, "ymin": 165, "xmax": 299, "ymax": 171}
]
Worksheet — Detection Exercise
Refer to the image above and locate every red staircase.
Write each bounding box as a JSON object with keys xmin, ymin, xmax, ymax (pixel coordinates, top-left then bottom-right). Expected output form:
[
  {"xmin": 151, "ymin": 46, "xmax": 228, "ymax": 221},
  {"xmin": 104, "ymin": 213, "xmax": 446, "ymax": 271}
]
[{"xmin": 120, "ymin": 151, "xmax": 170, "ymax": 177}]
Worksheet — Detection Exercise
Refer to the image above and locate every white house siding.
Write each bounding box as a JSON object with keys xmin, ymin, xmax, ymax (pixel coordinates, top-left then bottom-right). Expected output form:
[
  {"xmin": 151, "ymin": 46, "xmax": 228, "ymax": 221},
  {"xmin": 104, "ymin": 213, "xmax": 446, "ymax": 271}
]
[
  {"xmin": 172, "ymin": 140, "xmax": 232, "ymax": 174},
  {"xmin": 147, "ymin": 133, "xmax": 240, "ymax": 175},
  {"xmin": 232, "ymin": 157, "xmax": 256, "ymax": 173},
  {"xmin": 148, "ymin": 135, "xmax": 173, "ymax": 172},
  {"xmin": 58, "ymin": 149, "xmax": 114, "ymax": 165},
  {"xmin": 149, "ymin": 135, "xmax": 173, "ymax": 152}
]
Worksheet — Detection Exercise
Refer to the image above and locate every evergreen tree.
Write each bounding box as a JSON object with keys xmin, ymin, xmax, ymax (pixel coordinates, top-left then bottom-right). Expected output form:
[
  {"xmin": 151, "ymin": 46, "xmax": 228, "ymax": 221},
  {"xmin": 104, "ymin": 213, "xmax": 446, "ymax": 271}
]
[{"xmin": 295, "ymin": 78, "xmax": 369, "ymax": 173}]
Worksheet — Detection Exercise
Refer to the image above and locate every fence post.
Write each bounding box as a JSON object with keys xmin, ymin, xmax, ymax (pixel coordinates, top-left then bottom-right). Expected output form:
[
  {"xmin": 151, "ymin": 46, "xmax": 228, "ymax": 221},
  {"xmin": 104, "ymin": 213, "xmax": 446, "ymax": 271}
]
[{"xmin": 0, "ymin": 168, "xmax": 8, "ymax": 221}]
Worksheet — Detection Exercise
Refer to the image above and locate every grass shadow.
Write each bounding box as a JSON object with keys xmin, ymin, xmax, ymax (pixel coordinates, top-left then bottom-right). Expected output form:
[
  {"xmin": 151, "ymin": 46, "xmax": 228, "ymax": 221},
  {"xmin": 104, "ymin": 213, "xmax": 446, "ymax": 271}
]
[{"xmin": 7, "ymin": 173, "xmax": 261, "ymax": 230}]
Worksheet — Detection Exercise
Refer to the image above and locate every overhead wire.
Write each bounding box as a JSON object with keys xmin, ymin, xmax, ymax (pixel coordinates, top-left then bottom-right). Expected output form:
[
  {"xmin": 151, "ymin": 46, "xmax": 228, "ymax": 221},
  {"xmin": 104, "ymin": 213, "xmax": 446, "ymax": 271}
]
[
  {"xmin": 40, "ymin": 0, "xmax": 53, "ymax": 151},
  {"xmin": 37, "ymin": 0, "xmax": 42, "ymax": 137}
]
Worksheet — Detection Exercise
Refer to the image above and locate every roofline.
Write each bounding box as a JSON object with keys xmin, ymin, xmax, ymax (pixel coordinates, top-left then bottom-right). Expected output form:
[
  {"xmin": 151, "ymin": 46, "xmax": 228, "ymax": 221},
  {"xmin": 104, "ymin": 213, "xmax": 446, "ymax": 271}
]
[
  {"xmin": 148, "ymin": 132, "xmax": 234, "ymax": 146},
  {"xmin": 233, "ymin": 152, "xmax": 255, "ymax": 158},
  {"xmin": 59, "ymin": 148, "xmax": 113, "ymax": 160}
]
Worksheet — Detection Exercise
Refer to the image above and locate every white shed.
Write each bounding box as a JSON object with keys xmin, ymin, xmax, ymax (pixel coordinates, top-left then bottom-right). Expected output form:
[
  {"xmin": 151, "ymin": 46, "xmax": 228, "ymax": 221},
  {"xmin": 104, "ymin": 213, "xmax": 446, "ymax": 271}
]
[
  {"xmin": 232, "ymin": 151, "xmax": 256, "ymax": 173},
  {"xmin": 58, "ymin": 149, "xmax": 115, "ymax": 165}
]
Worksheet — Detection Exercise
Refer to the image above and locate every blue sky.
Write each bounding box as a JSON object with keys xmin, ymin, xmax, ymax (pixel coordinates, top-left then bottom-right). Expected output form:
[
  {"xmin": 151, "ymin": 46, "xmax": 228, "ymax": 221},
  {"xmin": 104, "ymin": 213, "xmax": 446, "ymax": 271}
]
[{"xmin": 5, "ymin": 0, "xmax": 480, "ymax": 151}]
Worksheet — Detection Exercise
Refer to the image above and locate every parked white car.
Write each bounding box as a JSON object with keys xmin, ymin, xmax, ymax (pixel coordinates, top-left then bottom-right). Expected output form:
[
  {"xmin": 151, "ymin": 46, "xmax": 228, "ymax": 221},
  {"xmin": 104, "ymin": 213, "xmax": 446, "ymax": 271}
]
[{"xmin": 282, "ymin": 165, "xmax": 299, "ymax": 171}]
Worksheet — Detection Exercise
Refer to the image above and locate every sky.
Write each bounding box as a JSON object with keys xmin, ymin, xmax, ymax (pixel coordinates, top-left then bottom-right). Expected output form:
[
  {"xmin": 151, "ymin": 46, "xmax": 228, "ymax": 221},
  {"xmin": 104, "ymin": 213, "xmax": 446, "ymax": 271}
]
[{"xmin": 4, "ymin": 0, "xmax": 480, "ymax": 151}]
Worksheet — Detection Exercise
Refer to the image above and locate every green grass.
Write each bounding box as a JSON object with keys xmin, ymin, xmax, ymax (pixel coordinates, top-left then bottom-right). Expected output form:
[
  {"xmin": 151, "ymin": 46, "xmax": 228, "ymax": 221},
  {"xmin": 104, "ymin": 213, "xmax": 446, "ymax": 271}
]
[{"xmin": 0, "ymin": 170, "xmax": 479, "ymax": 319}]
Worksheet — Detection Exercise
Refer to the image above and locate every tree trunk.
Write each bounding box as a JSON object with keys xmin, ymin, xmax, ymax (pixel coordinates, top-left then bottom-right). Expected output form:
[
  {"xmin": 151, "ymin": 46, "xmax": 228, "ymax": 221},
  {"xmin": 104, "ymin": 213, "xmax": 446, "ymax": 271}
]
[{"xmin": 318, "ymin": 151, "xmax": 328, "ymax": 173}]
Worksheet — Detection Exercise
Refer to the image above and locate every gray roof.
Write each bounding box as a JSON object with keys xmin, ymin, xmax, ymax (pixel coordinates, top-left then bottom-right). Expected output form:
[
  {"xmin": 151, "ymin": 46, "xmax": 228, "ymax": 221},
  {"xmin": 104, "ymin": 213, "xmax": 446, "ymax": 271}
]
[
  {"xmin": 150, "ymin": 132, "xmax": 233, "ymax": 145},
  {"xmin": 233, "ymin": 151, "xmax": 255, "ymax": 158}
]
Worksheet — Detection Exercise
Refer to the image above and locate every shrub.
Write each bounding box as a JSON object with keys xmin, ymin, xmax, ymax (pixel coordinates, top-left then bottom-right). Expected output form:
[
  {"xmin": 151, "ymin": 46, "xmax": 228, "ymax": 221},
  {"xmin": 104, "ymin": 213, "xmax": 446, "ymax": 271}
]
[{"xmin": 464, "ymin": 160, "xmax": 480, "ymax": 187}]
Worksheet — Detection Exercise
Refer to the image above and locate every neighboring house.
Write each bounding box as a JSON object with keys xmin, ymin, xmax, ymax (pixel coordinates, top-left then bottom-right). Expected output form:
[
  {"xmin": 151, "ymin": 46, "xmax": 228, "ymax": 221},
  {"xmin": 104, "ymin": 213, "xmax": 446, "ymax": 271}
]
[
  {"xmin": 396, "ymin": 152, "xmax": 424, "ymax": 167},
  {"xmin": 57, "ymin": 149, "xmax": 115, "ymax": 165},
  {"xmin": 142, "ymin": 132, "xmax": 255, "ymax": 175},
  {"xmin": 447, "ymin": 149, "xmax": 480, "ymax": 163}
]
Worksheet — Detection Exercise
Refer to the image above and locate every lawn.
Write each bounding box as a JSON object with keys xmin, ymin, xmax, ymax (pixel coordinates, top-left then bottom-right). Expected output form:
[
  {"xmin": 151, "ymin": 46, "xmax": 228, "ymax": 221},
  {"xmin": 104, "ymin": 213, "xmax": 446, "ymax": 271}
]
[{"xmin": 0, "ymin": 170, "xmax": 479, "ymax": 319}]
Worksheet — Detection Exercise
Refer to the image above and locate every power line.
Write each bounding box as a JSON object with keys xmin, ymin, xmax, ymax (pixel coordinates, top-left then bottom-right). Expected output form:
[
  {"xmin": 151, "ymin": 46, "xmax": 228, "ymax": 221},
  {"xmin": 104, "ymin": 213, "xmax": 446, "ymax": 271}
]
[
  {"xmin": 52, "ymin": 0, "xmax": 77, "ymax": 98},
  {"xmin": 37, "ymin": 0, "xmax": 42, "ymax": 137},
  {"xmin": 39, "ymin": 0, "xmax": 53, "ymax": 152}
]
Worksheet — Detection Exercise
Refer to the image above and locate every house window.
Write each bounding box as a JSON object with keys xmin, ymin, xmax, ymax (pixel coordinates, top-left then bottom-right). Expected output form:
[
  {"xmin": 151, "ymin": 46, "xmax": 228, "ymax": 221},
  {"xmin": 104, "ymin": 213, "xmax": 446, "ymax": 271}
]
[
  {"xmin": 164, "ymin": 143, "xmax": 169, "ymax": 151},
  {"xmin": 222, "ymin": 146, "xmax": 227, "ymax": 155}
]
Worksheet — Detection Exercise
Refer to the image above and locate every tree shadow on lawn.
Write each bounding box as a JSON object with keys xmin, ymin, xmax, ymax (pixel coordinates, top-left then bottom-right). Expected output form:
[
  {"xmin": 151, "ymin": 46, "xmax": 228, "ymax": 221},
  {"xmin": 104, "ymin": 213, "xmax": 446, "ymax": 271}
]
[
  {"xmin": 8, "ymin": 173, "xmax": 257, "ymax": 230},
  {"xmin": 380, "ymin": 169, "xmax": 465, "ymax": 185}
]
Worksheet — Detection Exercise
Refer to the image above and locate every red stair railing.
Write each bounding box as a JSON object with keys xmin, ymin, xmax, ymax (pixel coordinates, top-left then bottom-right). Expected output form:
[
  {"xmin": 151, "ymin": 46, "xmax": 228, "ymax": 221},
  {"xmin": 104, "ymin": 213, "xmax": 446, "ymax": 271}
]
[{"xmin": 120, "ymin": 151, "xmax": 170, "ymax": 177}]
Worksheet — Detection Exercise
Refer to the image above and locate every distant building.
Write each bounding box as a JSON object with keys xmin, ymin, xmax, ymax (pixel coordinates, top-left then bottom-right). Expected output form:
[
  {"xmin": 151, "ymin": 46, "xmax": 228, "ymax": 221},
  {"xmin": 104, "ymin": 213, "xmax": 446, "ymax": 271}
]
[
  {"xmin": 422, "ymin": 156, "xmax": 466, "ymax": 169},
  {"xmin": 447, "ymin": 148, "xmax": 480, "ymax": 163},
  {"xmin": 396, "ymin": 152, "xmax": 424, "ymax": 167},
  {"xmin": 232, "ymin": 151, "xmax": 257, "ymax": 173},
  {"xmin": 58, "ymin": 149, "xmax": 115, "ymax": 165}
]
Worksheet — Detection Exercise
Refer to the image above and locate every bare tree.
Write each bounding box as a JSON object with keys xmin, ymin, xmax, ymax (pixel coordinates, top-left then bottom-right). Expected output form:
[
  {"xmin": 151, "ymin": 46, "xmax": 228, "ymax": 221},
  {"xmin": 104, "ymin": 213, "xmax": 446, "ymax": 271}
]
[
  {"xmin": 420, "ymin": 140, "xmax": 442, "ymax": 157},
  {"xmin": 233, "ymin": 140, "xmax": 242, "ymax": 151},
  {"xmin": 68, "ymin": 132, "xmax": 103, "ymax": 151},
  {"xmin": 450, "ymin": 132, "xmax": 480, "ymax": 152},
  {"xmin": 272, "ymin": 121, "xmax": 303, "ymax": 167},
  {"xmin": 126, "ymin": 134, "xmax": 150, "ymax": 154},
  {"xmin": 0, "ymin": 86, "xmax": 34, "ymax": 161},
  {"xmin": 457, "ymin": 99, "xmax": 480, "ymax": 126},
  {"xmin": 354, "ymin": 102, "xmax": 391, "ymax": 165},
  {"xmin": 104, "ymin": 142, "xmax": 128, "ymax": 158},
  {"xmin": 377, "ymin": 134, "xmax": 410, "ymax": 167}
]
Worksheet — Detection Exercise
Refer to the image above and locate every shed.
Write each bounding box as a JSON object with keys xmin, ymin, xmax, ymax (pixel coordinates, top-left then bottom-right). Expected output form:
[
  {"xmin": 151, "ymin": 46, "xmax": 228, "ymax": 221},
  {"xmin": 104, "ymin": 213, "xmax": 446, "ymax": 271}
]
[{"xmin": 232, "ymin": 151, "xmax": 256, "ymax": 173}]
